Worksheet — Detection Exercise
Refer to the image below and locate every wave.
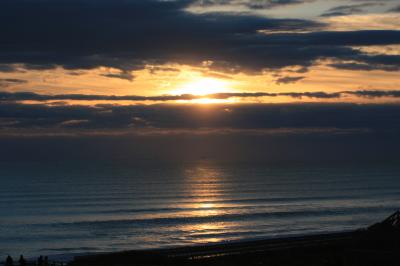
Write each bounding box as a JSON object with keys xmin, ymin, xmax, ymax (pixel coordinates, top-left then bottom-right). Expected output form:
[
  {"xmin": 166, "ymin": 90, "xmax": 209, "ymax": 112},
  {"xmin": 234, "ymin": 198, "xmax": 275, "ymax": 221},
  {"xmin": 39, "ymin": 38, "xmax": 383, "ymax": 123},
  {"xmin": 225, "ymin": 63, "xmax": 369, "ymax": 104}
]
[{"xmin": 34, "ymin": 205, "xmax": 395, "ymax": 229}]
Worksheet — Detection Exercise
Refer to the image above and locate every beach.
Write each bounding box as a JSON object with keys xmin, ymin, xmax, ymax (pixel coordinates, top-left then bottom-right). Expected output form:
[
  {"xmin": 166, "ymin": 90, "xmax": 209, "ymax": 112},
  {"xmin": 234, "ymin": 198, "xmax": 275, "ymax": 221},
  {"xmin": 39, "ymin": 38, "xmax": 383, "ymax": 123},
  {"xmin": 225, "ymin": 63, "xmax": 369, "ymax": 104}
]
[{"xmin": 71, "ymin": 213, "xmax": 400, "ymax": 266}]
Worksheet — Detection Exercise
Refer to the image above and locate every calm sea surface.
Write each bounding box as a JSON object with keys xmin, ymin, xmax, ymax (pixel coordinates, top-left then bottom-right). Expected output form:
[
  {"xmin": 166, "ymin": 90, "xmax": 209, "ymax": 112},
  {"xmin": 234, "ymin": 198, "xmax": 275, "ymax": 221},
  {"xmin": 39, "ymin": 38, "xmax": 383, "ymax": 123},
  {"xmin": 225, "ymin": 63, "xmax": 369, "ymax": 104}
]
[{"xmin": 1, "ymin": 161, "xmax": 400, "ymax": 258}]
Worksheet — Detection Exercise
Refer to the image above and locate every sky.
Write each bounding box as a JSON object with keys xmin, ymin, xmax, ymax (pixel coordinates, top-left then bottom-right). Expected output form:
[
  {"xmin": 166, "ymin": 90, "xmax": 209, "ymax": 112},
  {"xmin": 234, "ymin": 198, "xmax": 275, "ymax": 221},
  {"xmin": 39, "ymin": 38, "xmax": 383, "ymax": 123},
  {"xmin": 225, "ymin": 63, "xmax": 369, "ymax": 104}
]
[{"xmin": 1, "ymin": 0, "xmax": 400, "ymax": 162}]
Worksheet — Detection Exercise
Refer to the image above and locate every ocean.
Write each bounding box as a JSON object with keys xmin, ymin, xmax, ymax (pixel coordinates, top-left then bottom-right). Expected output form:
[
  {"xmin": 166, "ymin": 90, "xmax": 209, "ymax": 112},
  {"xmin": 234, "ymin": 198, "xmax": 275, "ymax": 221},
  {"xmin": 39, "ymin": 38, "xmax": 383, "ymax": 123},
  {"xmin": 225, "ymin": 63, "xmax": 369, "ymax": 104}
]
[{"xmin": 1, "ymin": 161, "xmax": 400, "ymax": 259}]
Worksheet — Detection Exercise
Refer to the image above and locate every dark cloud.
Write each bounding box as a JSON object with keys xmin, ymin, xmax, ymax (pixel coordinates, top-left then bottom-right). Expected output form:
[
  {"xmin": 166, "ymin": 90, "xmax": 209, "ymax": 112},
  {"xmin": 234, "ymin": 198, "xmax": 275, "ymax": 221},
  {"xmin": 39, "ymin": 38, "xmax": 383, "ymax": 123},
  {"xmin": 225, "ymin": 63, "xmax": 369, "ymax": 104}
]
[
  {"xmin": 209, "ymin": 91, "xmax": 343, "ymax": 99},
  {"xmin": 329, "ymin": 62, "xmax": 400, "ymax": 72},
  {"xmin": 2, "ymin": 98, "xmax": 400, "ymax": 163},
  {"xmin": 321, "ymin": 3, "xmax": 382, "ymax": 17},
  {"xmin": 3, "ymin": 90, "xmax": 400, "ymax": 103},
  {"xmin": 0, "ymin": 0, "xmax": 323, "ymax": 73},
  {"xmin": 0, "ymin": 91, "xmax": 204, "ymax": 101},
  {"xmin": 279, "ymin": 91, "xmax": 342, "ymax": 98},
  {"xmin": 345, "ymin": 90, "xmax": 400, "ymax": 98},
  {"xmin": 147, "ymin": 66, "xmax": 180, "ymax": 74},
  {"xmin": 388, "ymin": 5, "xmax": 400, "ymax": 12},
  {"xmin": 0, "ymin": 78, "xmax": 27, "ymax": 87},
  {"xmin": 100, "ymin": 71, "xmax": 135, "ymax": 81},
  {"xmin": 192, "ymin": 0, "xmax": 315, "ymax": 9},
  {"xmin": 0, "ymin": 64, "xmax": 17, "ymax": 72},
  {"xmin": 1, "ymin": 101, "xmax": 400, "ymax": 134},
  {"xmin": 276, "ymin": 76, "xmax": 305, "ymax": 84},
  {"xmin": 1, "ymin": 0, "xmax": 399, "ymax": 74}
]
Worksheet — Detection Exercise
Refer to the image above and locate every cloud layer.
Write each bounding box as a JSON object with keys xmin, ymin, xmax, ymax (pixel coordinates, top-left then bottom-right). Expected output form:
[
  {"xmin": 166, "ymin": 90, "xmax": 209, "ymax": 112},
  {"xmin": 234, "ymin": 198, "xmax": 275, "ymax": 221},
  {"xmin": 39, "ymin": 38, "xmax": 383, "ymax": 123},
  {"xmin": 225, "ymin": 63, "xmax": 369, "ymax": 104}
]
[
  {"xmin": 1, "ymin": 90, "xmax": 400, "ymax": 103},
  {"xmin": 1, "ymin": 101, "xmax": 400, "ymax": 136},
  {"xmin": 0, "ymin": 0, "xmax": 399, "ymax": 74}
]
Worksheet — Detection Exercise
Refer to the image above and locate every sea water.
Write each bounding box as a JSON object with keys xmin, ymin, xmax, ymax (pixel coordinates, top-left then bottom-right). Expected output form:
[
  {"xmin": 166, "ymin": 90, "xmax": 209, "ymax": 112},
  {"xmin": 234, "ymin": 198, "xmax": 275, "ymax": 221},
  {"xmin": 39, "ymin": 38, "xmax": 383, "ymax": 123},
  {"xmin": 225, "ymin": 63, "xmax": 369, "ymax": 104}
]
[{"xmin": 1, "ymin": 161, "xmax": 399, "ymax": 258}]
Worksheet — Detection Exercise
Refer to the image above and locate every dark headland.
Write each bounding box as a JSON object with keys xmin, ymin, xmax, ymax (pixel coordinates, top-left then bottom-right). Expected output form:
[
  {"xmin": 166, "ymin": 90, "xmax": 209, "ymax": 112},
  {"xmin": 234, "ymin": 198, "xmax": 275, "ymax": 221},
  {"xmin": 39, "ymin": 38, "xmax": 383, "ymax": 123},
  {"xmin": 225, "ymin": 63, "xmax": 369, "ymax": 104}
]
[{"xmin": 68, "ymin": 211, "xmax": 400, "ymax": 266}]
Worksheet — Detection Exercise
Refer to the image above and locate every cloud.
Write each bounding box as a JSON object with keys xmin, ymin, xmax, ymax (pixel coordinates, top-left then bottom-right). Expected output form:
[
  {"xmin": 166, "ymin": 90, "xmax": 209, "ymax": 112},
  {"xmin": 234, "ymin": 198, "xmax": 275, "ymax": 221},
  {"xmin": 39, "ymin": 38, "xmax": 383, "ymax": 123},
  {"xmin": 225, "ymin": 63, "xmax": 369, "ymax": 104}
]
[
  {"xmin": 321, "ymin": 3, "xmax": 382, "ymax": 17},
  {"xmin": 0, "ymin": 64, "xmax": 18, "ymax": 72},
  {"xmin": 0, "ymin": 0, "xmax": 399, "ymax": 74},
  {"xmin": 59, "ymin": 119, "xmax": 90, "ymax": 127},
  {"xmin": 344, "ymin": 90, "xmax": 400, "ymax": 98},
  {"xmin": 2, "ymin": 99, "xmax": 400, "ymax": 163},
  {"xmin": 1, "ymin": 100, "xmax": 400, "ymax": 134},
  {"xmin": 276, "ymin": 76, "xmax": 305, "ymax": 84},
  {"xmin": 0, "ymin": 78, "xmax": 27, "ymax": 87},
  {"xmin": 3, "ymin": 90, "xmax": 400, "ymax": 103},
  {"xmin": 388, "ymin": 5, "xmax": 400, "ymax": 12},
  {"xmin": 100, "ymin": 71, "xmax": 135, "ymax": 81},
  {"xmin": 191, "ymin": 0, "xmax": 315, "ymax": 9},
  {"xmin": 329, "ymin": 62, "xmax": 400, "ymax": 71},
  {"xmin": 0, "ymin": 90, "xmax": 346, "ymax": 102},
  {"xmin": 322, "ymin": 13, "xmax": 400, "ymax": 31}
]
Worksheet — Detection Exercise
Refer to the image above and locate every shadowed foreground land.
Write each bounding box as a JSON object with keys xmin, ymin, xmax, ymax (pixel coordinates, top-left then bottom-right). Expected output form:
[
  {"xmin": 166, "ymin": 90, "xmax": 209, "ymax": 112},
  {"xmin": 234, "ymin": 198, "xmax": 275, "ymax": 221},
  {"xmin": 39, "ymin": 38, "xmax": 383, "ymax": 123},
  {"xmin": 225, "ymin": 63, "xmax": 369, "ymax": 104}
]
[{"xmin": 71, "ymin": 212, "xmax": 400, "ymax": 266}]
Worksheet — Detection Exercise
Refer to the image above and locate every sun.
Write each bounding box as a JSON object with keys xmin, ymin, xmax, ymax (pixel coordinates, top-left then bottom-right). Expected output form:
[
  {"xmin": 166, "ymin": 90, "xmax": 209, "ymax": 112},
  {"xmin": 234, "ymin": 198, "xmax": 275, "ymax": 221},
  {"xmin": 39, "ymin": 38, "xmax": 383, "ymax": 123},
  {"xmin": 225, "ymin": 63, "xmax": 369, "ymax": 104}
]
[
  {"xmin": 170, "ymin": 77, "xmax": 236, "ymax": 103},
  {"xmin": 172, "ymin": 78, "xmax": 232, "ymax": 96}
]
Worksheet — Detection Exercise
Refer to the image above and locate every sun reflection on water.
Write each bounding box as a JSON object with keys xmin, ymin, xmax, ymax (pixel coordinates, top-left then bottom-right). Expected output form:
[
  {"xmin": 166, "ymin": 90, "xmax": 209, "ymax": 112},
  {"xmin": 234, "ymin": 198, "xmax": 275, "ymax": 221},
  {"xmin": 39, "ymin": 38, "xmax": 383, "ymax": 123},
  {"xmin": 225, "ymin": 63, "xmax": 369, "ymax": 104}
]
[{"xmin": 176, "ymin": 162, "xmax": 238, "ymax": 244}]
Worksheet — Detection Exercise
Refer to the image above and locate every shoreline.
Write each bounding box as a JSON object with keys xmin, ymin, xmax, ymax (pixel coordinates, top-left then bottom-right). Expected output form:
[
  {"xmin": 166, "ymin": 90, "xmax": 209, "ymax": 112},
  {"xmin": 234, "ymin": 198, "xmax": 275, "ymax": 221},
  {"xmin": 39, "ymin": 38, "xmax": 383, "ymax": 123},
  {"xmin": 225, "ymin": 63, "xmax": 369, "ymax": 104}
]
[
  {"xmin": 7, "ymin": 212, "xmax": 400, "ymax": 266},
  {"xmin": 70, "ymin": 212, "xmax": 400, "ymax": 266},
  {"xmin": 71, "ymin": 230, "xmax": 364, "ymax": 266},
  {"xmin": 42, "ymin": 229, "xmax": 357, "ymax": 262}
]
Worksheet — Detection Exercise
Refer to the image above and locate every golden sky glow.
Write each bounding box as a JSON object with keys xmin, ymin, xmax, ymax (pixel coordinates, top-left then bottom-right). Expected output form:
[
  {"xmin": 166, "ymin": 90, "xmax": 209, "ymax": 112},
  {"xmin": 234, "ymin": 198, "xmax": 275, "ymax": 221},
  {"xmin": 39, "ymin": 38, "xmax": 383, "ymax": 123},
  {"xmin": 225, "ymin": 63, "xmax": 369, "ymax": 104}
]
[
  {"xmin": 2, "ymin": 61, "xmax": 400, "ymax": 105},
  {"xmin": 1, "ymin": 0, "xmax": 400, "ymax": 106},
  {"xmin": 171, "ymin": 78, "xmax": 233, "ymax": 95}
]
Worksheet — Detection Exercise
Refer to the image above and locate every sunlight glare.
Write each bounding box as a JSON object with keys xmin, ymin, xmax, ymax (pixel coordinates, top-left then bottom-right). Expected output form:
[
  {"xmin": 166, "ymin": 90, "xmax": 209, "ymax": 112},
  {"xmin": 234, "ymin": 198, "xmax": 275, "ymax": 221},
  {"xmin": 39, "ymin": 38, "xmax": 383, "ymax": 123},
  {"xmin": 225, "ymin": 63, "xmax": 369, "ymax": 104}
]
[
  {"xmin": 171, "ymin": 77, "xmax": 236, "ymax": 103},
  {"xmin": 173, "ymin": 78, "xmax": 232, "ymax": 96}
]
